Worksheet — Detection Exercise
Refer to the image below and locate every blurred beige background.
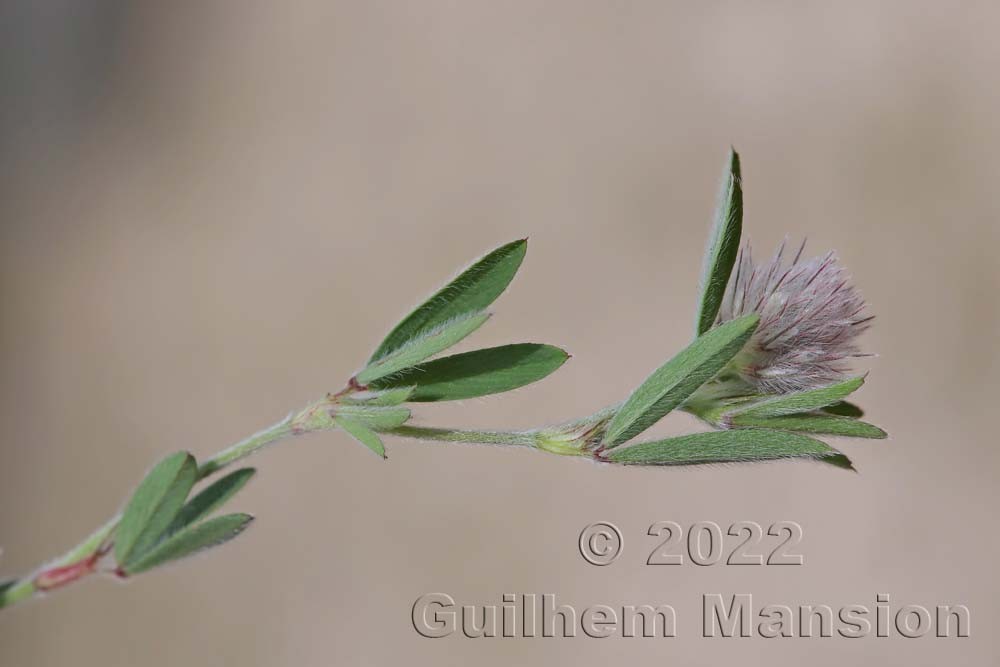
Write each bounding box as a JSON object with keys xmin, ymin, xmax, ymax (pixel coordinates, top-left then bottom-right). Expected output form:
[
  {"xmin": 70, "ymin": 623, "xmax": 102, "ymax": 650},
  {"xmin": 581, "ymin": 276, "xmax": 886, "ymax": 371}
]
[{"xmin": 1, "ymin": 1, "xmax": 998, "ymax": 665}]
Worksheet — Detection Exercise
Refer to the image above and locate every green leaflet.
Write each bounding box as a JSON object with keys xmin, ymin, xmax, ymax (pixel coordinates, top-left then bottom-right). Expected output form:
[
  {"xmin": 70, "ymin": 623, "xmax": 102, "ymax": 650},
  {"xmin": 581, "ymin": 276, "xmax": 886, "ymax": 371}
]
[
  {"xmin": 821, "ymin": 453, "xmax": 857, "ymax": 471},
  {"xmin": 731, "ymin": 377, "xmax": 865, "ymax": 418},
  {"xmin": 335, "ymin": 405, "xmax": 411, "ymax": 431},
  {"xmin": 696, "ymin": 149, "xmax": 743, "ymax": 336},
  {"xmin": 606, "ymin": 429, "xmax": 842, "ymax": 466},
  {"xmin": 356, "ymin": 312, "xmax": 491, "ymax": 385},
  {"xmin": 116, "ymin": 452, "xmax": 198, "ymax": 566},
  {"xmin": 340, "ymin": 387, "xmax": 415, "ymax": 407},
  {"xmin": 730, "ymin": 413, "xmax": 887, "ymax": 439},
  {"xmin": 166, "ymin": 468, "xmax": 256, "ymax": 536},
  {"xmin": 368, "ymin": 240, "xmax": 527, "ymax": 362},
  {"xmin": 603, "ymin": 314, "xmax": 760, "ymax": 447},
  {"xmin": 370, "ymin": 343, "xmax": 569, "ymax": 401},
  {"xmin": 122, "ymin": 513, "xmax": 254, "ymax": 576},
  {"xmin": 822, "ymin": 401, "xmax": 864, "ymax": 418},
  {"xmin": 335, "ymin": 416, "xmax": 386, "ymax": 459}
]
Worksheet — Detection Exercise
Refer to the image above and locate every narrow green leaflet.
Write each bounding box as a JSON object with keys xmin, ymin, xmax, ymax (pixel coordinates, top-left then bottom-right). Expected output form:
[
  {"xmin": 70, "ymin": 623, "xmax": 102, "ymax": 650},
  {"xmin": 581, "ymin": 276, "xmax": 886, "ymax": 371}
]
[
  {"xmin": 696, "ymin": 149, "xmax": 743, "ymax": 335},
  {"xmin": 369, "ymin": 240, "xmax": 527, "ymax": 362},
  {"xmin": 730, "ymin": 413, "xmax": 887, "ymax": 439},
  {"xmin": 821, "ymin": 453, "xmax": 857, "ymax": 471},
  {"xmin": 822, "ymin": 401, "xmax": 864, "ymax": 418},
  {"xmin": 122, "ymin": 513, "xmax": 254, "ymax": 576},
  {"xmin": 731, "ymin": 377, "xmax": 865, "ymax": 418},
  {"xmin": 606, "ymin": 429, "xmax": 841, "ymax": 466},
  {"xmin": 335, "ymin": 416, "xmax": 386, "ymax": 459},
  {"xmin": 335, "ymin": 405, "xmax": 411, "ymax": 431},
  {"xmin": 603, "ymin": 314, "xmax": 760, "ymax": 447},
  {"xmin": 340, "ymin": 387, "xmax": 415, "ymax": 407},
  {"xmin": 356, "ymin": 312, "xmax": 490, "ymax": 385},
  {"xmin": 370, "ymin": 343, "xmax": 569, "ymax": 401},
  {"xmin": 166, "ymin": 468, "xmax": 256, "ymax": 535},
  {"xmin": 116, "ymin": 452, "xmax": 198, "ymax": 566}
]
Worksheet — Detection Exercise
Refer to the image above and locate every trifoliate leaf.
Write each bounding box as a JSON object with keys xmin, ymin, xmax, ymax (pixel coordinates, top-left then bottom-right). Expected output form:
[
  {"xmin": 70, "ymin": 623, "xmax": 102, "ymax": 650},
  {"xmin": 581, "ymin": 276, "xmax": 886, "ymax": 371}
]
[
  {"xmin": 116, "ymin": 452, "xmax": 197, "ymax": 566},
  {"xmin": 696, "ymin": 149, "xmax": 743, "ymax": 335},
  {"xmin": 731, "ymin": 376, "xmax": 865, "ymax": 418},
  {"xmin": 730, "ymin": 413, "xmax": 887, "ymax": 439},
  {"xmin": 122, "ymin": 513, "xmax": 254, "ymax": 575},
  {"xmin": 606, "ymin": 429, "xmax": 842, "ymax": 466},
  {"xmin": 369, "ymin": 240, "xmax": 527, "ymax": 362},
  {"xmin": 335, "ymin": 417, "xmax": 386, "ymax": 458},
  {"xmin": 356, "ymin": 312, "xmax": 490, "ymax": 385},
  {"xmin": 603, "ymin": 314, "xmax": 759, "ymax": 447},
  {"xmin": 166, "ymin": 468, "xmax": 256, "ymax": 535},
  {"xmin": 335, "ymin": 405, "xmax": 411, "ymax": 430},
  {"xmin": 370, "ymin": 343, "xmax": 569, "ymax": 401}
]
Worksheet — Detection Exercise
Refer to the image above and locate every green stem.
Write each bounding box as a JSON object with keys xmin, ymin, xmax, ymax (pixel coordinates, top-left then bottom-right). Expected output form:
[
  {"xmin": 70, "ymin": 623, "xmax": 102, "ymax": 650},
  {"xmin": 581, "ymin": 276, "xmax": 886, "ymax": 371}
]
[
  {"xmin": 387, "ymin": 425, "xmax": 539, "ymax": 447},
  {"xmin": 197, "ymin": 413, "xmax": 296, "ymax": 478},
  {"xmin": 0, "ymin": 515, "xmax": 119, "ymax": 608},
  {"xmin": 0, "ymin": 400, "xmax": 609, "ymax": 610},
  {"xmin": 0, "ymin": 412, "xmax": 301, "ymax": 610}
]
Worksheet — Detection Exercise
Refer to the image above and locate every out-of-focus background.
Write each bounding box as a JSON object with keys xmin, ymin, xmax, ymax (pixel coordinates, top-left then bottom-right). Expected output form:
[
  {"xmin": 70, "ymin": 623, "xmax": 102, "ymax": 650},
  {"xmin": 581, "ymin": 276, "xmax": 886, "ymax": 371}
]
[{"xmin": 1, "ymin": 2, "xmax": 997, "ymax": 665}]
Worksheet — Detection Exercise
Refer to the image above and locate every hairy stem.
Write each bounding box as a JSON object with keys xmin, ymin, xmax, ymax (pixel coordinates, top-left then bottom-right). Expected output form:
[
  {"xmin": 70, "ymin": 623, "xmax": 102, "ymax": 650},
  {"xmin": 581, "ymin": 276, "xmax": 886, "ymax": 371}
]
[
  {"xmin": 0, "ymin": 412, "xmax": 302, "ymax": 609},
  {"xmin": 387, "ymin": 425, "xmax": 539, "ymax": 447},
  {"xmin": 0, "ymin": 395, "xmax": 613, "ymax": 610},
  {"xmin": 197, "ymin": 414, "xmax": 296, "ymax": 478}
]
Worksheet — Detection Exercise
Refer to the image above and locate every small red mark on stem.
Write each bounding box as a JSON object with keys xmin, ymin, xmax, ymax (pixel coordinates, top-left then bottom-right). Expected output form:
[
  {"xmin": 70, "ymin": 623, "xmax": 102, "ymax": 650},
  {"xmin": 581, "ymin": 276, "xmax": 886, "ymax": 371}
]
[
  {"xmin": 33, "ymin": 542, "xmax": 112, "ymax": 590},
  {"xmin": 34, "ymin": 554, "xmax": 99, "ymax": 591},
  {"xmin": 330, "ymin": 376, "xmax": 367, "ymax": 401}
]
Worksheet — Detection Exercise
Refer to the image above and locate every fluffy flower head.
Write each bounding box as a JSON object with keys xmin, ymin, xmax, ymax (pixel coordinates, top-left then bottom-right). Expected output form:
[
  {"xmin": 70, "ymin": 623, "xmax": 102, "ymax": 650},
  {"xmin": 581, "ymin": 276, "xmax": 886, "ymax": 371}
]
[{"xmin": 716, "ymin": 239, "xmax": 872, "ymax": 394}]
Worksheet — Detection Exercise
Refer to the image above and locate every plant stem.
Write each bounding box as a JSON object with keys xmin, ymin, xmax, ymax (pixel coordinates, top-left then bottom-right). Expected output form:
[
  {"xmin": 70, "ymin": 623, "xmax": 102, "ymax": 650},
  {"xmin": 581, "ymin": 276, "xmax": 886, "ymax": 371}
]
[
  {"xmin": 387, "ymin": 425, "xmax": 539, "ymax": 447},
  {"xmin": 0, "ymin": 516, "xmax": 119, "ymax": 608},
  {"xmin": 0, "ymin": 412, "xmax": 301, "ymax": 610},
  {"xmin": 197, "ymin": 413, "xmax": 296, "ymax": 478},
  {"xmin": 0, "ymin": 400, "xmax": 599, "ymax": 610}
]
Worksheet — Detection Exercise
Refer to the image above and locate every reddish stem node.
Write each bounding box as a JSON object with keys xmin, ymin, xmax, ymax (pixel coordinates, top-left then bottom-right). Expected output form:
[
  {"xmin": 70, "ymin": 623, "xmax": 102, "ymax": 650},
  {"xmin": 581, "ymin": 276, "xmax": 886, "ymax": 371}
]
[{"xmin": 34, "ymin": 554, "xmax": 99, "ymax": 591}]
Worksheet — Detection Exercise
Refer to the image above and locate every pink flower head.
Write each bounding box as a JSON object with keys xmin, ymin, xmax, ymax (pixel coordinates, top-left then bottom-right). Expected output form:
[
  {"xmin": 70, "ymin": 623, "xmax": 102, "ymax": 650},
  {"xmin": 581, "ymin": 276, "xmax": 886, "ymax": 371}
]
[{"xmin": 716, "ymin": 239, "xmax": 873, "ymax": 394}]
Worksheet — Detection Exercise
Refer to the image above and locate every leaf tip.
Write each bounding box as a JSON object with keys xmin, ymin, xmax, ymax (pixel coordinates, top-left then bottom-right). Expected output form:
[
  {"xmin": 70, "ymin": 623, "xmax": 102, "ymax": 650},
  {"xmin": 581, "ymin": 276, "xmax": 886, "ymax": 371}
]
[
  {"xmin": 821, "ymin": 452, "xmax": 856, "ymax": 472},
  {"xmin": 552, "ymin": 346, "xmax": 572, "ymax": 361},
  {"xmin": 732, "ymin": 312, "xmax": 761, "ymax": 335},
  {"xmin": 506, "ymin": 238, "xmax": 529, "ymax": 255}
]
